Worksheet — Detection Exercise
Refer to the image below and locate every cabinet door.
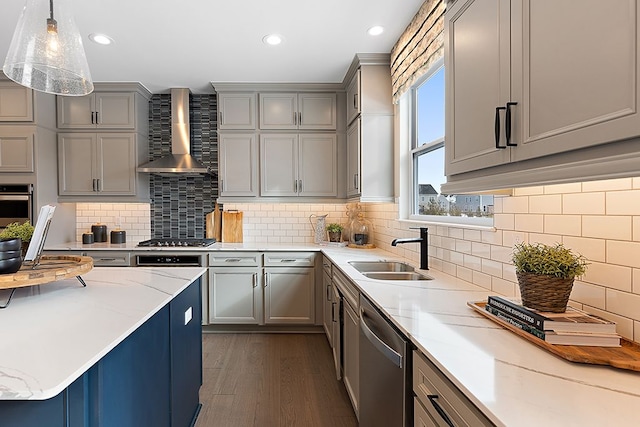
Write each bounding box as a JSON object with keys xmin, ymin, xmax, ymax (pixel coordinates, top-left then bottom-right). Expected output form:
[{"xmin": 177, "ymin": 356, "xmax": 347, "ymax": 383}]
[
  {"xmin": 259, "ymin": 93, "xmax": 297, "ymax": 129},
  {"xmin": 219, "ymin": 133, "xmax": 258, "ymax": 196},
  {"xmin": 343, "ymin": 300, "xmax": 359, "ymax": 416},
  {"xmin": 331, "ymin": 284, "xmax": 341, "ymax": 380},
  {"xmin": 96, "ymin": 133, "xmax": 136, "ymax": 194},
  {"xmin": 444, "ymin": 0, "xmax": 511, "ymax": 175},
  {"xmin": 218, "ymin": 93, "xmax": 257, "ymax": 129},
  {"xmin": 298, "ymin": 93, "xmax": 337, "ymax": 130},
  {"xmin": 169, "ymin": 279, "xmax": 202, "ymax": 427},
  {"xmin": 0, "ymin": 128, "xmax": 34, "ymax": 172},
  {"xmin": 58, "ymin": 133, "xmax": 97, "ymax": 195},
  {"xmin": 346, "ymin": 119, "xmax": 361, "ymax": 197},
  {"xmin": 346, "ymin": 70, "xmax": 361, "ymax": 125},
  {"xmin": 264, "ymin": 267, "xmax": 315, "ymax": 324},
  {"xmin": 298, "ymin": 134, "xmax": 337, "ymax": 197},
  {"xmin": 57, "ymin": 95, "xmax": 94, "ymax": 128},
  {"xmin": 414, "ymin": 399, "xmax": 439, "ymax": 427},
  {"xmin": 0, "ymin": 81, "xmax": 33, "ymax": 122},
  {"xmin": 209, "ymin": 267, "xmax": 262, "ymax": 324},
  {"xmin": 260, "ymin": 134, "xmax": 298, "ymax": 196},
  {"xmin": 94, "ymin": 92, "xmax": 136, "ymax": 129},
  {"xmin": 511, "ymin": 0, "xmax": 640, "ymax": 162},
  {"xmin": 322, "ymin": 269, "xmax": 334, "ymax": 347}
]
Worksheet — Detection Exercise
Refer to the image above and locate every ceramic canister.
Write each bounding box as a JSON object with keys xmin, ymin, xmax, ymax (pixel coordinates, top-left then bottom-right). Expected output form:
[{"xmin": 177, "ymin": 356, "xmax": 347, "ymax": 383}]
[
  {"xmin": 82, "ymin": 232, "xmax": 94, "ymax": 244},
  {"xmin": 110, "ymin": 230, "xmax": 126, "ymax": 244},
  {"xmin": 91, "ymin": 224, "xmax": 107, "ymax": 242}
]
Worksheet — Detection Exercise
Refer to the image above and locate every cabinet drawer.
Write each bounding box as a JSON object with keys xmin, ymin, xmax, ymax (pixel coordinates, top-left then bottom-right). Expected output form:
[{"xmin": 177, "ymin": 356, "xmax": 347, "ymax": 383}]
[
  {"xmin": 332, "ymin": 268, "xmax": 359, "ymax": 312},
  {"xmin": 321, "ymin": 255, "xmax": 332, "ymax": 276},
  {"xmin": 263, "ymin": 252, "xmax": 315, "ymax": 267},
  {"xmin": 413, "ymin": 351, "xmax": 493, "ymax": 427},
  {"xmin": 87, "ymin": 251, "xmax": 132, "ymax": 267},
  {"xmin": 209, "ymin": 252, "xmax": 261, "ymax": 267}
]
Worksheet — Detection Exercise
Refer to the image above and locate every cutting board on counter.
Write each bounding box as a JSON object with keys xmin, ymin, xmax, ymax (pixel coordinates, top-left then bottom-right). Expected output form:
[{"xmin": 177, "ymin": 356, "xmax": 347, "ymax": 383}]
[
  {"xmin": 222, "ymin": 210, "xmax": 243, "ymax": 243},
  {"xmin": 206, "ymin": 203, "xmax": 222, "ymax": 241}
]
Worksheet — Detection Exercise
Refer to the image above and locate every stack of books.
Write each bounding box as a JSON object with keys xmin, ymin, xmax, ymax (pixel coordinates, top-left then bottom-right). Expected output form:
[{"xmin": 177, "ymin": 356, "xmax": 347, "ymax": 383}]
[{"xmin": 485, "ymin": 296, "xmax": 620, "ymax": 347}]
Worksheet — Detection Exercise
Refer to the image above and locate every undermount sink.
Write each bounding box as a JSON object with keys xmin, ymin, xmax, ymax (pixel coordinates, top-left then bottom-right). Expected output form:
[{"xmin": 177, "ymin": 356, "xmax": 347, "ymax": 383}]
[
  {"xmin": 362, "ymin": 271, "xmax": 433, "ymax": 281},
  {"xmin": 348, "ymin": 261, "xmax": 415, "ymax": 273}
]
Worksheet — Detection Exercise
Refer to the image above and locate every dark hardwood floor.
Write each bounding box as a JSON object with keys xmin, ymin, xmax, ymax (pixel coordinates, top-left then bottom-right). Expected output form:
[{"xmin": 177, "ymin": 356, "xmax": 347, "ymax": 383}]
[{"xmin": 196, "ymin": 333, "xmax": 358, "ymax": 427}]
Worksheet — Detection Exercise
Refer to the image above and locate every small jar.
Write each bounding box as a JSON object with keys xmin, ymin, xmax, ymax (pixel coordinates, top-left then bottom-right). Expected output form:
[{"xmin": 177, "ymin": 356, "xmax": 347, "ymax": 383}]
[
  {"xmin": 82, "ymin": 232, "xmax": 94, "ymax": 244},
  {"xmin": 350, "ymin": 213, "xmax": 373, "ymax": 245}
]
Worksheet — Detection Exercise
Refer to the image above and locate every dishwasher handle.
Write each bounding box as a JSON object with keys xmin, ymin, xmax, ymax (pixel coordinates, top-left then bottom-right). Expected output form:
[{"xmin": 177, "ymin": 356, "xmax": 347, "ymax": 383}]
[{"xmin": 360, "ymin": 311, "xmax": 403, "ymax": 368}]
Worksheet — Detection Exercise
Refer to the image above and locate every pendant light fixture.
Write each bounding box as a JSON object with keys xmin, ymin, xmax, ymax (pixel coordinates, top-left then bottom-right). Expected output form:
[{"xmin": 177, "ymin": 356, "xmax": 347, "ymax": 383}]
[{"xmin": 3, "ymin": 0, "xmax": 94, "ymax": 96}]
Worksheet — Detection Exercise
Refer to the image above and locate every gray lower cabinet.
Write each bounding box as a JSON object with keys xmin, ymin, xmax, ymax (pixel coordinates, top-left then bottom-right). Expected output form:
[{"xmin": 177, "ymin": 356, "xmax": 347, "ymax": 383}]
[
  {"xmin": 58, "ymin": 132, "xmax": 137, "ymax": 196},
  {"xmin": 322, "ymin": 256, "xmax": 334, "ymax": 346},
  {"xmin": 208, "ymin": 251, "xmax": 316, "ymax": 325},
  {"xmin": 413, "ymin": 350, "xmax": 493, "ymax": 427}
]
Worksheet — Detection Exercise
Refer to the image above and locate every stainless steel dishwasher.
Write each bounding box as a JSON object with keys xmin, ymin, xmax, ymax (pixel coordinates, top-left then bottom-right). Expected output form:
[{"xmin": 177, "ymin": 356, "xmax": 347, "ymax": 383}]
[{"xmin": 359, "ymin": 294, "xmax": 411, "ymax": 427}]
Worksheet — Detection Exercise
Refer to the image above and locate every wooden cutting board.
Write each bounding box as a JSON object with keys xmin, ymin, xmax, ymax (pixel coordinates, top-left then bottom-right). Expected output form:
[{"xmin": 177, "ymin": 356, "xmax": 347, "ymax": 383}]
[
  {"xmin": 206, "ymin": 203, "xmax": 222, "ymax": 241},
  {"xmin": 468, "ymin": 301, "xmax": 640, "ymax": 372},
  {"xmin": 222, "ymin": 210, "xmax": 243, "ymax": 243}
]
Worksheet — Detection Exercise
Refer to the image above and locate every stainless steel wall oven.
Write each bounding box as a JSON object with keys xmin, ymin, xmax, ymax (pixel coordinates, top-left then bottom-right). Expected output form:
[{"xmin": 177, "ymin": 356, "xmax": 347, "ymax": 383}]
[{"xmin": 0, "ymin": 184, "xmax": 33, "ymax": 228}]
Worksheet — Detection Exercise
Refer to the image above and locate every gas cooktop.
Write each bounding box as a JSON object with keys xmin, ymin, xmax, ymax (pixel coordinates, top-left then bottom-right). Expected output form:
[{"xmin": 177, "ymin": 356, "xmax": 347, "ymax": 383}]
[{"xmin": 136, "ymin": 238, "xmax": 216, "ymax": 248}]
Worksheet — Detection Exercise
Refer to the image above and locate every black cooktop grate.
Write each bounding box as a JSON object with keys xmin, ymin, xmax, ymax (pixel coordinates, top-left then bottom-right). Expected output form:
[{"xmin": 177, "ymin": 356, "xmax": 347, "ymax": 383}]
[{"xmin": 137, "ymin": 238, "xmax": 216, "ymax": 247}]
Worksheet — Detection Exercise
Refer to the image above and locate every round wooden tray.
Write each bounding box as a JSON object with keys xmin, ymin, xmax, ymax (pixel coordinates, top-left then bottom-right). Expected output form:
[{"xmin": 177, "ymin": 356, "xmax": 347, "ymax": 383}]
[{"xmin": 0, "ymin": 255, "xmax": 94, "ymax": 289}]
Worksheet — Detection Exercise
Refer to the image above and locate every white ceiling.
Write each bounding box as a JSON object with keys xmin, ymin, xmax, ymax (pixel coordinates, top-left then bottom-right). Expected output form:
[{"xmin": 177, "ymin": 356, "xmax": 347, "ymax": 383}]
[{"xmin": 1, "ymin": 0, "xmax": 425, "ymax": 94}]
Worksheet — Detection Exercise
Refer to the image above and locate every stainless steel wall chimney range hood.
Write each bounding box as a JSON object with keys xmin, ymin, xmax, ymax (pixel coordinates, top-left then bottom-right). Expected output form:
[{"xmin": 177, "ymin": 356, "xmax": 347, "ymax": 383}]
[{"xmin": 137, "ymin": 88, "xmax": 212, "ymax": 176}]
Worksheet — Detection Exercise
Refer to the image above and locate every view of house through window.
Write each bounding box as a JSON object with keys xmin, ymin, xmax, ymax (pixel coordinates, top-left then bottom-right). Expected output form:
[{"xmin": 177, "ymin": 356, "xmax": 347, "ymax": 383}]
[{"xmin": 412, "ymin": 66, "xmax": 493, "ymax": 225}]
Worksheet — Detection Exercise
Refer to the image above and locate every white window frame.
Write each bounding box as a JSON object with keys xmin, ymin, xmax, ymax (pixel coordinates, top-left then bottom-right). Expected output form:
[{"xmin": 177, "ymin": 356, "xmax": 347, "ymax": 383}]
[{"xmin": 398, "ymin": 58, "xmax": 494, "ymax": 228}]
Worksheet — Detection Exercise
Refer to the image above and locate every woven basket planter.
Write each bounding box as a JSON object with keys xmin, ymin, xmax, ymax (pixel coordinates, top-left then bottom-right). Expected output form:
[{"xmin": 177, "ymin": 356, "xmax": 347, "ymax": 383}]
[{"xmin": 516, "ymin": 272, "xmax": 575, "ymax": 313}]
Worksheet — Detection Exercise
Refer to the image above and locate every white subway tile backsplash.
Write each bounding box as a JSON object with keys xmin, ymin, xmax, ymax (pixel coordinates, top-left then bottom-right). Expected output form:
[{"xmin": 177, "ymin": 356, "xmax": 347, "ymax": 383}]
[
  {"xmin": 544, "ymin": 182, "xmax": 582, "ymax": 194},
  {"xmin": 514, "ymin": 214, "xmax": 544, "ymax": 232},
  {"xmin": 562, "ymin": 236, "xmax": 605, "ymax": 263},
  {"xmin": 544, "ymin": 215, "xmax": 581, "ymax": 236},
  {"xmin": 582, "ymin": 178, "xmax": 633, "ymax": 192},
  {"xmin": 606, "ymin": 288, "xmax": 640, "ymax": 321},
  {"xmin": 607, "ymin": 240, "xmax": 640, "ymax": 268},
  {"xmin": 582, "ymin": 262, "xmax": 632, "ymax": 292},
  {"xmin": 493, "ymin": 213, "xmax": 514, "ymax": 230},
  {"xmin": 529, "ymin": 194, "xmax": 562, "ymax": 214},
  {"xmin": 570, "ymin": 281, "xmax": 606, "ymax": 309},
  {"xmin": 606, "ymin": 190, "xmax": 640, "ymax": 215},
  {"xmin": 491, "ymin": 277, "xmax": 516, "ymax": 297},
  {"xmin": 582, "ymin": 215, "xmax": 632, "ymax": 240},
  {"xmin": 563, "ymin": 192, "xmax": 605, "ymax": 214},
  {"xmin": 502, "ymin": 196, "xmax": 528, "ymax": 214}
]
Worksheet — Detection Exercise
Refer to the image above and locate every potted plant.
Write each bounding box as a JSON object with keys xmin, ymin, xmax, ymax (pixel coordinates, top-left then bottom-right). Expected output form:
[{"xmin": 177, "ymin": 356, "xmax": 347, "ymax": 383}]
[
  {"xmin": 326, "ymin": 223, "xmax": 343, "ymax": 243},
  {"xmin": 0, "ymin": 221, "xmax": 35, "ymax": 257},
  {"xmin": 512, "ymin": 242, "xmax": 588, "ymax": 313}
]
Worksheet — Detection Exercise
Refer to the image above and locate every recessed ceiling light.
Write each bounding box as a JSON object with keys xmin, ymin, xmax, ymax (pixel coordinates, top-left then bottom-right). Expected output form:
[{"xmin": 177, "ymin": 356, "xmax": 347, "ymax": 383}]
[
  {"xmin": 367, "ymin": 26, "xmax": 384, "ymax": 36},
  {"xmin": 88, "ymin": 33, "xmax": 114, "ymax": 45},
  {"xmin": 262, "ymin": 34, "xmax": 284, "ymax": 46}
]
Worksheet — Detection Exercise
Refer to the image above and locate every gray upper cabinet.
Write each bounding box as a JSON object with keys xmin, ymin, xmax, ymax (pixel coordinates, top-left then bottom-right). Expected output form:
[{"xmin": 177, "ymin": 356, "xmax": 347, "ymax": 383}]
[
  {"xmin": 57, "ymin": 92, "xmax": 136, "ymax": 129},
  {"xmin": 444, "ymin": 0, "xmax": 640, "ymax": 188},
  {"xmin": 0, "ymin": 81, "xmax": 33, "ymax": 122},
  {"xmin": 260, "ymin": 133, "xmax": 337, "ymax": 197},
  {"xmin": 346, "ymin": 69, "xmax": 360, "ymax": 126},
  {"xmin": 218, "ymin": 133, "xmax": 258, "ymax": 197},
  {"xmin": 0, "ymin": 127, "xmax": 34, "ymax": 172},
  {"xmin": 259, "ymin": 93, "xmax": 337, "ymax": 130},
  {"xmin": 343, "ymin": 54, "xmax": 394, "ymax": 202},
  {"xmin": 58, "ymin": 133, "xmax": 137, "ymax": 196},
  {"xmin": 218, "ymin": 92, "xmax": 257, "ymax": 130}
]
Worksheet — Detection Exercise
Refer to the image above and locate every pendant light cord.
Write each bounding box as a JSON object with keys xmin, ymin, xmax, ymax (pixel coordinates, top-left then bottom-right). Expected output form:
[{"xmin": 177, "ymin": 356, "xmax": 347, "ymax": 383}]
[{"xmin": 50, "ymin": 0, "xmax": 54, "ymax": 20}]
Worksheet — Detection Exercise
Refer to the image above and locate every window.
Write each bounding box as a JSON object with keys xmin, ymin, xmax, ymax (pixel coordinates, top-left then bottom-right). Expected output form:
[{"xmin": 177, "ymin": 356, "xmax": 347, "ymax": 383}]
[{"xmin": 409, "ymin": 64, "xmax": 493, "ymax": 226}]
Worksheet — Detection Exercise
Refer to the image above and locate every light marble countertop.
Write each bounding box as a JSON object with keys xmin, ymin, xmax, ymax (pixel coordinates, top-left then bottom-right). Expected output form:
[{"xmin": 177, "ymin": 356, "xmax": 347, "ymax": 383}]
[
  {"xmin": 42, "ymin": 242, "xmax": 640, "ymax": 425},
  {"xmin": 0, "ymin": 267, "xmax": 206, "ymax": 400},
  {"xmin": 320, "ymin": 246, "xmax": 640, "ymax": 427}
]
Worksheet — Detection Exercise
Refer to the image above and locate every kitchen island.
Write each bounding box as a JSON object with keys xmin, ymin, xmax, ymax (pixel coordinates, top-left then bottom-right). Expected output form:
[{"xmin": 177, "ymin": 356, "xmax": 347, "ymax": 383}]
[{"xmin": 0, "ymin": 266, "xmax": 206, "ymax": 427}]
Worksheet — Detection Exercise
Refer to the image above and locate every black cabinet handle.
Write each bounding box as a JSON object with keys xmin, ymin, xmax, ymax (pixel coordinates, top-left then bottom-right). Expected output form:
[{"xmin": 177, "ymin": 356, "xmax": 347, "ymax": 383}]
[
  {"xmin": 427, "ymin": 395, "xmax": 455, "ymax": 427},
  {"xmin": 505, "ymin": 102, "xmax": 518, "ymax": 146},
  {"xmin": 495, "ymin": 106, "xmax": 506, "ymax": 149}
]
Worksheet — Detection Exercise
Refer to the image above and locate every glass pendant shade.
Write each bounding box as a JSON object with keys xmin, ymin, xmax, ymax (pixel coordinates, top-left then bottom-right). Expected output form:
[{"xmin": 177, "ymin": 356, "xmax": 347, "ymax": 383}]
[{"xmin": 3, "ymin": 0, "xmax": 94, "ymax": 96}]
